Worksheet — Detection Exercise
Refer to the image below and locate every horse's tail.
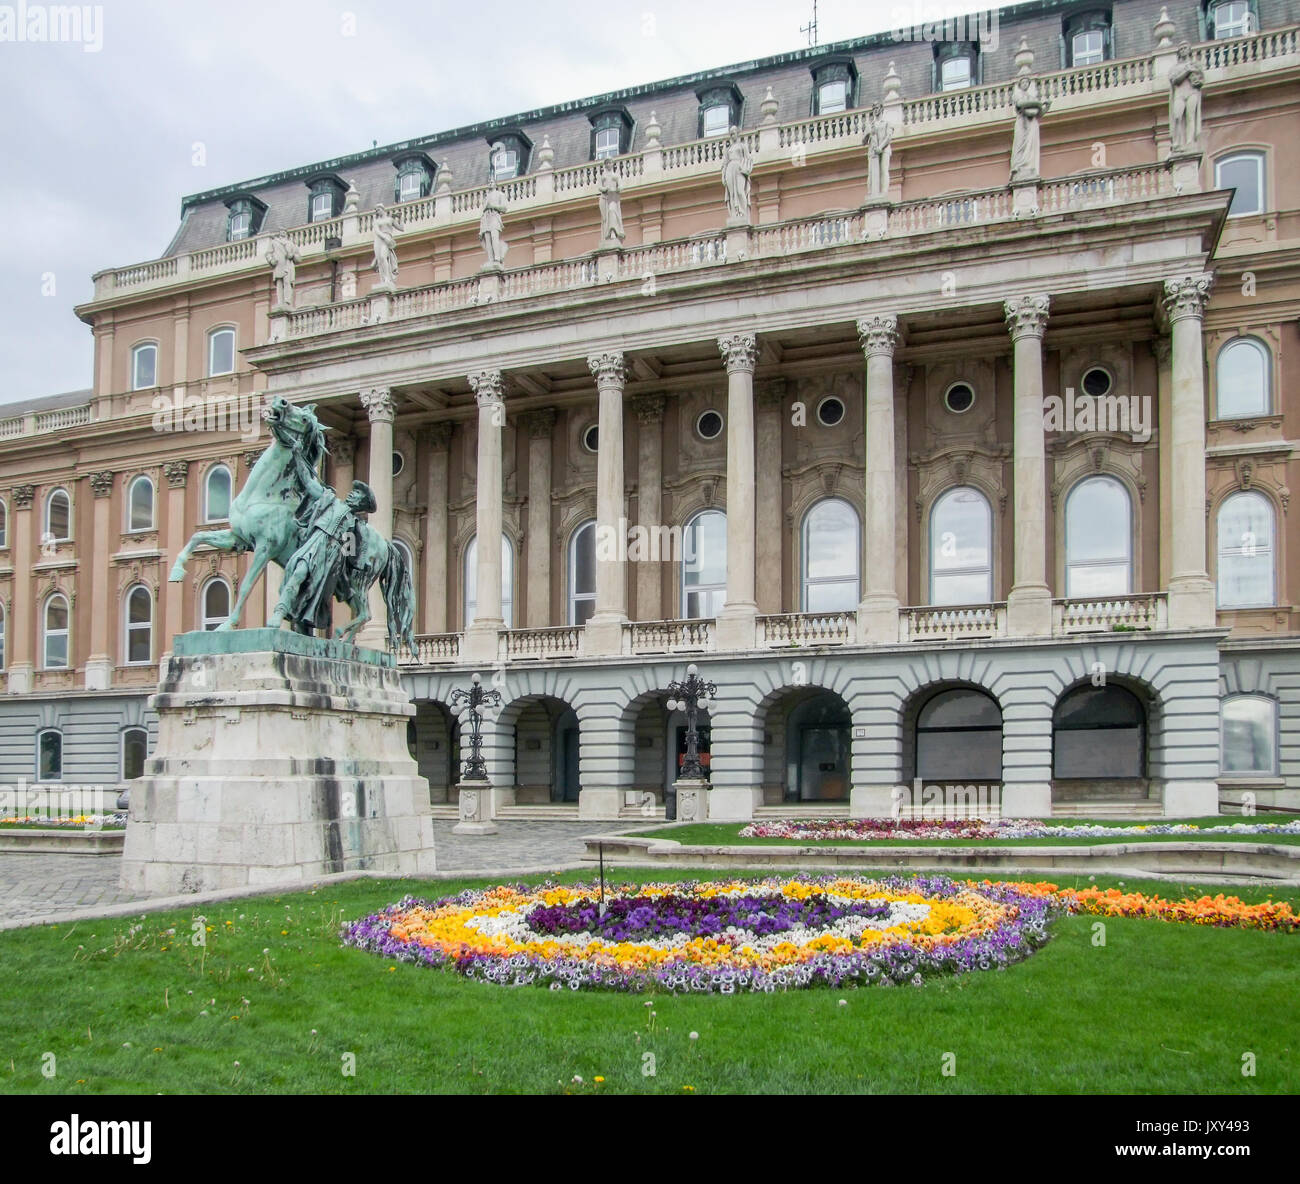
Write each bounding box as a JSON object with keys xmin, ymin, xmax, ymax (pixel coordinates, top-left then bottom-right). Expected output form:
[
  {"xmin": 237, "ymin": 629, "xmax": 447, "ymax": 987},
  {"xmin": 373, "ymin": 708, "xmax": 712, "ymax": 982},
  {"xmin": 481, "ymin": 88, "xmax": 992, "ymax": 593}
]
[{"xmin": 380, "ymin": 539, "xmax": 418, "ymax": 658}]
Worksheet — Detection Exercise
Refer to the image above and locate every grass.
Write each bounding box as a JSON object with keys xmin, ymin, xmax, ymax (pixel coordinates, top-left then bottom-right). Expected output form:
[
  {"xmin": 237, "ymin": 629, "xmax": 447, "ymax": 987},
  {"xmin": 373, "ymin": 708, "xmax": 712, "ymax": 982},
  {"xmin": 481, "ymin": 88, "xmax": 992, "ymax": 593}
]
[
  {"xmin": 1, "ymin": 867, "xmax": 1296, "ymax": 1094},
  {"xmin": 640, "ymin": 816, "xmax": 1300, "ymax": 848}
]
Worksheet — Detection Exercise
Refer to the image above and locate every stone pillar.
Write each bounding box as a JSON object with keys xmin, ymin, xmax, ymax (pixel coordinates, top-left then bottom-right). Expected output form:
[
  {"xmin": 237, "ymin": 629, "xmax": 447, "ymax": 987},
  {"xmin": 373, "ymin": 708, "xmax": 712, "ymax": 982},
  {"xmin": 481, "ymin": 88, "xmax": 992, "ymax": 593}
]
[
  {"xmin": 7, "ymin": 485, "xmax": 34, "ymax": 693},
  {"xmin": 1004, "ymin": 295, "xmax": 1053, "ymax": 637},
  {"xmin": 1154, "ymin": 337, "xmax": 1173, "ymax": 591},
  {"xmin": 632, "ymin": 395, "xmax": 665, "ymax": 622},
  {"xmin": 465, "ymin": 370, "xmax": 504, "ymax": 662},
  {"xmin": 585, "ymin": 352, "xmax": 627, "ymax": 656},
  {"xmin": 420, "ymin": 424, "xmax": 452, "ymax": 635},
  {"xmin": 84, "ymin": 471, "xmax": 116, "ymax": 689},
  {"xmin": 856, "ymin": 314, "xmax": 901, "ymax": 641},
  {"xmin": 523, "ymin": 409, "xmax": 555, "ymax": 628},
  {"xmin": 1163, "ymin": 273, "xmax": 1216, "ymax": 628},
  {"xmin": 357, "ymin": 387, "xmax": 396, "ymax": 651},
  {"xmin": 329, "ymin": 436, "xmax": 356, "ymax": 635},
  {"xmin": 716, "ymin": 332, "xmax": 759, "ymax": 650},
  {"xmin": 162, "ymin": 462, "xmax": 189, "ymax": 654},
  {"xmin": 754, "ymin": 381, "xmax": 784, "ymax": 615}
]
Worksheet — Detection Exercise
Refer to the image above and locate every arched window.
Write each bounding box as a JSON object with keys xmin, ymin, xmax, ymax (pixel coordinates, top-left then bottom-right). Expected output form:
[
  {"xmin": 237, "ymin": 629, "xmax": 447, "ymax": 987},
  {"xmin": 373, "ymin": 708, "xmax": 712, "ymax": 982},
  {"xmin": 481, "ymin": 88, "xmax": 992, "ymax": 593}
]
[
  {"xmin": 208, "ymin": 327, "xmax": 235, "ymax": 377},
  {"xmin": 915, "ymin": 688, "xmax": 1002, "ymax": 781},
  {"xmin": 1215, "ymin": 337, "xmax": 1271, "ymax": 418},
  {"xmin": 125, "ymin": 585, "xmax": 152, "ymax": 664},
  {"xmin": 127, "ymin": 475, "xmax": 154, "ymax": 532},
  {"xmin": 1216, "ymin": 491, "xmax": 1275, "ymax": 608},
  {"xmin": 37, "ymin": 728, "xmax": 63, "ymax": 781},
  {"xmin": 1215, "ymin": 150, "xmax": 1265, "ymax": 217},
  {"xmin": 393, "ymin": 539, "xmax": 416, "ymax": 615},
  {"xmin": 1209, "ymin": 0, "xmax": 1256, "ymax": 41},
  {"xmin": 43, "ymin": 594, "xmax": 69, "ymax": 669},
  {"xmin": 568, "ymin": 520, "xmax": 596, "ymax": 625},
  {"xmin": 1053, "ymin": 684, "xmax": 1145, "ymax": 778},
  {"xmin": 0, "ymin": 497, "xmax": 7, "ymax": 548},
  {"xmin": 801, "ymin": 498, "xmax": 860, "ymax": 612},
  {"xmin": 121, "ymin": 727, "xmax": 149, "ymax": 781},
  {"xmin": 1065, "ymin": 476, "xmax": 1132, "ymax": 597},
  {"xmin": 930, "ymin": 487, "xmax": 992, "ymax": 605},
  {"xmin": 204, "ymin": 464, "xmax": 232, "ymax": 522},
  {"xmin": 131, "ymin": 342, "xmax": 158, "ymax": 391},
  {"xmin": 463, "ymin": 534, "xmax": 514, "ymax": 628},
  {"xmin": 46, "ymin": 488, "xmax": 71, "ymax": 542},
  {"xmin": 682, "ymin": 510, "xmax": 727, "ymax": 619},
  {"xmin": 0, "ymin": 603, "xmax": 6, "ymax": 670},
  {"xmin": 201, "ymin": 578, "xmax": 231, "ymax": 631},
  {"xmin": 1221, "ymin": 694, "xmax": 1276, "ymax": 775}
]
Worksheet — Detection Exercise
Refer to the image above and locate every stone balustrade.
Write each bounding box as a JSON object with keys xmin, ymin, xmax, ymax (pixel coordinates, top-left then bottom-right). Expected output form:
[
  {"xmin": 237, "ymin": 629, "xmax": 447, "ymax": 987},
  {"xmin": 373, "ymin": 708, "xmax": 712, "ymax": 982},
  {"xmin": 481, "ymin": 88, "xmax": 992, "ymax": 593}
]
[
  {"xmin": 757, "ymin": 612, "xmax": 855, "ymax": 647},
  {"xmin": 504, "ymin": 625, "xmax": 584, "ymax": 660},
  {"xmin": 900, "ymin": 604, "xmax": 1007, "ymax": 642},
  {"xmin": 0, "ymin": 402, "xmax": 93, "ymax": 438},
  {"xmin": 1053, "ymin": 594, "xmax": 1169, "ymax": 634}
]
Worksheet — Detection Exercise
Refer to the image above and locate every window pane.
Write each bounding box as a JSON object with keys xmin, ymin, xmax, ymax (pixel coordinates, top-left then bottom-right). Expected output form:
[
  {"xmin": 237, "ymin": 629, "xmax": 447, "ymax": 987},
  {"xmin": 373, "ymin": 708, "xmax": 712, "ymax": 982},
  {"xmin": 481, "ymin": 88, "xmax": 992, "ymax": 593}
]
[
  {"xmin": 1216, "ymin": 339, "xmax": 1269, "ymax": 417},
  {"xmin": 128, "ymin": 626, "xmax": 151, "ymax": 664},
  {"xmin": 573, "ymin": 523, "xmax": 595, "ymax": 597},
  {"xmin": 45, "ymin": 633, "xmax": 68, "ymax": 668},
  {"xmin": 399, "ymin": 172, "xmax": 420, "ymax": 198},
  {"xmin": 1217, "ymin": 154, "xmax": 1263, "ymax": 216},
  {"xmin": 311, "ymin": 193, "xmax": 332, "ymax": 221},
  {"xmin": 1215, "ymin": 1, "xmax": 1252, "ymax": 37},
  {"xmin": 204, "ymin": 580, "xmax": 230, "ymax": 628},
  {"xmin": 1072, "ymin": 30, "xmax": 1104, "ymax": 65},
  {"xmin": 1056, "ymin": 686, "xmax": 1142, "ymax": 729},
  {"xmin": 805, "ymin": 580, "xmax": 859, "ymax": 612},
  {"xmin": 129, "ymin": 479, "xmax": 153, "ymax": 530},
  {"xmin": 206, "ymin": 468, "xmax": 231, "ymax": 520},
  {"xmin": 917, "ymin": 728, "xmax": 1001, "ymax": 781},
  {"xmin": 129, "ymin": 587, "xmax": 151, "ymax": 625},
  {"xmin": 684, "ymin": 512, "xmax": 726, "ymax": 587},
  {"xmin": 804, "ymin": 500, "xmax": 858, "ymax": 580},
  {"xmin": 702, "ymin": 105, "xmax": 730, "ymax": 136},
  {"xmin": 1054, "ymin": 728, "xmax": 1143, "ymax": 777},
  {"xmin": 133, "ymin": 345, "xmax": 156, "ymax": 390},
  {"xmin": 595, "ymin": 127, "xmax": 620, "ymax": 158},
  {"xmin": 123, "ymin": 730, "xmax": 148, "ymax": 780},
  {"xmin": 1217, "ymin": 493, "xmax": 1274, "ymax": 608},
  {"xmin": 931, "ymin": 488, "xmax": 991, "ymax": 604},
  {"xmin": 818, "ymin": 80, "xmax": 847, "ymax": 113},
  {"xmin": 209, "ymin": 330, "xmax": 234, "ymax": 376},
  {"xmin": 230, "ymin": 212, "xmax": 250, "ymax": 240},
  {"xmin": 1066, "ymin": 477, "xmax": 1130, "ymax": 596},
  {"xmin": 0, "ymin": 501, "xmax": 6, "ymax": 547},
  {"xmin": 501, "ymin": 536, "xmax": 513, "ymax": 628},
  {"xmin": 39, "ymin": 732, "xmax": 62, "ymax": 780},
  {"xmin": 1221, "ymin": 697, "xmax": 1275, "ymax": 773},
  {"xmin": 46, "ymin": 597, "xmax": 68, "ymax": 631},
  {"xmin": 941, "ymin": 56, "xmax": 972, "ymax": 90},
  {"xmin": 48, "ymin": 492, "xmax": 69, "ymax": 539},
  {"xmin": 919, "ymin": 689, "xmax": 1001, "ymax": 730}
]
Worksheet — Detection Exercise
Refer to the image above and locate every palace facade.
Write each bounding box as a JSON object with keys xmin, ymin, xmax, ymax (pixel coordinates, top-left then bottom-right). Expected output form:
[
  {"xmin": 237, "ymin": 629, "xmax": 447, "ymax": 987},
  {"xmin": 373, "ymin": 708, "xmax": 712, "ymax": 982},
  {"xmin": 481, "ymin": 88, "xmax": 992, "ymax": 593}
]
[{"xmin": 4, "ymin": 0, "xmax": 1299, "ymax": 821}]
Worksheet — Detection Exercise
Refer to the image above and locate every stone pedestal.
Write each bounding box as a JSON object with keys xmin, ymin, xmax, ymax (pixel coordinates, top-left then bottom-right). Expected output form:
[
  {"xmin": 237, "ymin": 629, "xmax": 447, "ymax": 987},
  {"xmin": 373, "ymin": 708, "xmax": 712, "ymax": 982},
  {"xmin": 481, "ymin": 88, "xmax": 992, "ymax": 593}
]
[
  {"xmin": 578, "ymin": 786, "xmax": 622, "ymax": 820},
  {"xmin": 1162, "ymin": 779, "xmax": 1218, "ymax": 817},
  {"xmin": 1011, "ymin": 182, "xmax": 1040, "ymax": 217},
  {"xmin": 725, "ymin": 224, "xmax": 751, "ymax": 261},
  {"xmin": 120, "ymin": 629, "xmax": 436, "ymax": 896},
  {"xmin": 1169, "ymin": 151, "xmax": 1202, "ymax": 194},
  {"xmin": 850, "ymin": 784, "xmax": 899, "ymax": 818},
  {"xmin": 860, "ymin": 199, "xmax": 889, "ymax": 240},
  {"xmin": 83, "ymin": 657, "xmax": 112, "ymax": 692},
  {"xmin": 595, "ymin": 245, "xmax": 621, "ymax": 281},
  {"xmin": 452, "ymin": 780, "xmax": 498, "ymax": 835},
  {"xmin": 704, "ymin": 785, "xmax": 761, "ymax": 821},
  {"xmin": 672, "ymin": 778, "xmax": 709, "ymax": 823},
  {"xmin": 1001, "ymin": 781, "xmax": 1052, "ymax": 818}
]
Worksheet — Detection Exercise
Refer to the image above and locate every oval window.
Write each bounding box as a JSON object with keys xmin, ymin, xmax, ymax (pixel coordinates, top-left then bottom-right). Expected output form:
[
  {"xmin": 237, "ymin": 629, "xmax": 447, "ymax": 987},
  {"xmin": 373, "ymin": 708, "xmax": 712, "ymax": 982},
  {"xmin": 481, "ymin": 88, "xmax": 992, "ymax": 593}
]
[
  {"xmin": 696, "ymin": 410, "xmax": 724, "ymax": 440},
  {"xmin": 944, "ymin": 383, "xmax": 974, "ymax": 414}
]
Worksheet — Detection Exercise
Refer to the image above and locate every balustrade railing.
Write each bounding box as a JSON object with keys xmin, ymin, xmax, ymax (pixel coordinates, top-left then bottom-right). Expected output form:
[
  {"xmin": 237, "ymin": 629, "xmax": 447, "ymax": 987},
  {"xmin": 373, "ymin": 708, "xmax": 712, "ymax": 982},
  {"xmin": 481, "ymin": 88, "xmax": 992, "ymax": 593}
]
[
  {"xmin": 505, "ymin": 626, "xmax": 583, "ymax": 660},
  {"xmin": 901, "ymin": 604, "xmax": 1006, "ymax": 642},
  {"xmin": 401, "ymin": 633, "xmax": 462, "ymax": 664},
  {"xmin": 625, "ymin": 618, "xmax": 715, "ymax": 654},
  {"xmin": 758, "ymin": 612, "xmax": 855, "ymax": 647},
  {"xmin": 1053, "ymin": 594, "xmax": 1167, "ymax": 633}
]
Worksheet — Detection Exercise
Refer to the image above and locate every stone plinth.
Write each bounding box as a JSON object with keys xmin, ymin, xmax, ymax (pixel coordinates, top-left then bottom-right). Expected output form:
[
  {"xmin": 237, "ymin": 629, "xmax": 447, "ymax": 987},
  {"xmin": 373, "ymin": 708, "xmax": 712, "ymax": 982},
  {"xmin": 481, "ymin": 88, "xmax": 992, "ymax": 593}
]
[
  {"xmin": 672, "ymin": 778, "xmax": 709, "ymax": 823},
  {"xmin": 120, "ymin": 629, "xmax": 435, "ymax": 896},
  {"xmin": 452, "ymin": 779, "xmax": 498, "ymax": 835}
]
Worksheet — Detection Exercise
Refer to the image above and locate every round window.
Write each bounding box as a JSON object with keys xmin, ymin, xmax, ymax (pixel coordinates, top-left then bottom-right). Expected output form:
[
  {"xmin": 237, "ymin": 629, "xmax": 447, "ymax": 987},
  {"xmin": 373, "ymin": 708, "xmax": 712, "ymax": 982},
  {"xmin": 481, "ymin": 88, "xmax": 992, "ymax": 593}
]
[
  {"xmin": 944, "ymin": 382, "xmax": 975, "ymax": 414},
  {"xmin": 696, "ymin": 410, "xmax": 724, "ymax": 440},
  {"xmin": 392, "ymin": 451, "xmax": 405, "ymax": 477},
  {"xmin": 816, "ymin": 396, "xmax": 845, "ymax": 427},
  {"xmin": 1081, "ymin": 367, "xmax": 1113, "ymax": 397},
  {"xmin": 582, "ymin": 424, "xmax": 599, "ymax": 453}
]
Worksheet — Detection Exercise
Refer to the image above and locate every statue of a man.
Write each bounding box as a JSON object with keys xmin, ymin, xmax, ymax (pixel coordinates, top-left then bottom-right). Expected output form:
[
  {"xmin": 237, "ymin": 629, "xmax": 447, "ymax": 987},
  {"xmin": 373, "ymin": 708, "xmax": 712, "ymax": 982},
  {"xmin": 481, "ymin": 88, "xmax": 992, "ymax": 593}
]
[
  {"xmin": 480, "ymin": 186, "xmax": 508, "ymax": 269},
  {"xmin": 1168, "ymin": 43, "xmax": 1204, "ymax": 153},
  {"xmin": 1010, "ymin": 75, "xmax": 1047, "ymax": 183},
  {"xmin": 266, "ymin": 233, "xmax": 301, "ymax": 309},
  {"xmin": 598, "ymin": 158, "xmax": 625, "ymax": 246},
  {"xmin": 864, "ymin": 103, "xmax": 894, "ymax": 199},
  {"xmin": 371, "ymin": 203, "xmax": 404, "ymax": 288},
  {"xmin": 721, "ymin": 126, "xmax": 752, "ymax": 223}
]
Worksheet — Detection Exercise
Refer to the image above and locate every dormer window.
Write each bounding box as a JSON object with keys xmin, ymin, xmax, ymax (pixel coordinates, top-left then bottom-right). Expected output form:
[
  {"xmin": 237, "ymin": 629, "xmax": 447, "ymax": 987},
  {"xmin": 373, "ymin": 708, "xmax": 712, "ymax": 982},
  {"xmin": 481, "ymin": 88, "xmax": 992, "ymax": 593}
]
[
  {"xmin": 393, "ymin": 152, "xmax": 435, "ymax": 203},
  {"xmin": 1208, "ymin": 0, "xmax": 1255, "ymax": 38},
  {"xmin": 811, "ymin": 59, "xmax": 857, "ymax": 115},
  {"xmin": 935, "ymin": 43, "xmax": 979, "ymax": 91},
  {"xmin": 487, "ymin": 133, "xmax": 531, "ymax": 181},
  {"xmin": 223, "ymin": 195, "xmax": 266, "ymax": 242},
  {"xmin": 697, "ymin": 84, "xmax": 742, "ymax": 138},
  {"xmin": 589, "ymin": 107, "xmax": 633, "ymax": 160},
  {"xmin": 305, "ymin": 175, "xmax": 345, "ymax": 223},
  {"xmin": 1064, "ymin": 11, "xmax": 1112, "ymax": 66}
]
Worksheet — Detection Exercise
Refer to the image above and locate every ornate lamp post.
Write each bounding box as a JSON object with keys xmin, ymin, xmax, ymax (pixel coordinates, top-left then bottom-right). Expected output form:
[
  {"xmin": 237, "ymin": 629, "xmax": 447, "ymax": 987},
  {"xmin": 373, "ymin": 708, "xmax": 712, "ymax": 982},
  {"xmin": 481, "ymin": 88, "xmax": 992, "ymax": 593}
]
[
  {"xmin": 664, "ymin": 663, "xmax": 717, "ymax": 820},
  {"xmin": 449, "ymin": 672, "xmax": 502, "ymax": 782}
]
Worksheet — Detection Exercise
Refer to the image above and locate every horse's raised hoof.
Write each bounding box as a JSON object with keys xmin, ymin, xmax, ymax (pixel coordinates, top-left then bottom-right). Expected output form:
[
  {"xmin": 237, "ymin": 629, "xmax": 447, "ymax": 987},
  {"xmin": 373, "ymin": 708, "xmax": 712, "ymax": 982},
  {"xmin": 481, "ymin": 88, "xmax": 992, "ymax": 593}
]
[{"xmin": 168, "ymin": 562, "xmax": 186, "ymax": 582}]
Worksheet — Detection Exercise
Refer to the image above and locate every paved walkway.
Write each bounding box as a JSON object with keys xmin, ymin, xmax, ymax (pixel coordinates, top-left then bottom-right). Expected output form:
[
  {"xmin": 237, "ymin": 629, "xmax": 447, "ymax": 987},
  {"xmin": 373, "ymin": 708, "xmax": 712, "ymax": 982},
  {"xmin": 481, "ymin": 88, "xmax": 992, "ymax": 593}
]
[{"xmin": 0, "ymin": 820, "xmax": 632, "ymax": 925}]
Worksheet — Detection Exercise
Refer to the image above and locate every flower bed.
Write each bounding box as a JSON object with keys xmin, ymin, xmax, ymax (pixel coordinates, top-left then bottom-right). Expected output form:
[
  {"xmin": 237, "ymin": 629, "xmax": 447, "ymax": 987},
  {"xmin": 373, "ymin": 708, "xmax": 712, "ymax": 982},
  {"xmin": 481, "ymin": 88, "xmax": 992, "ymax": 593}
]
[
  {"xmin": 0, "ymin": 813, "xmax": 126, "ymax": 829},
  {"xmin": 342, "ymin": 876, "xmax": 1058, "ymax": 993},
  {"xmin": 737, "ymin": 818, "xmax": 1300, "ymax": 841}
]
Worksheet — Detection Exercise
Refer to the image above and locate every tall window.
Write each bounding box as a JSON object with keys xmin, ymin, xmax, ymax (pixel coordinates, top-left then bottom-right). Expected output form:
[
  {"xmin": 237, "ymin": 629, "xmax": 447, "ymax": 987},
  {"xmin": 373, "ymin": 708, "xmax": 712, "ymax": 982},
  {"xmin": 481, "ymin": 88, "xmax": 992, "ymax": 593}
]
[
  {"xmin": 936, "ymin": 44, "xmax": 978, "ymax": 91},
  {"xmin": 915, "ymin": 688, "xmax": 1002, "ymax": 781},
  {"xmin": 127, "ymin": 475, "xmax": 154, "ymax": 532},
  {"xmin": 930, "ymin": 487, "xmax": 992, "ymax": 605},
  {"xmin": 594, "ymin": 126, "xmax": 620, "ymax": 159},
  {"xmin": 811, "ymin": 61, "xmax": 856, "ymax": 115},
  {"xmin": 682, "ymin": 510, "xmax": 726, "ymax": 619},
  {"xmin": 1215, "ymin": 337, "xmax": 1271, "ymax": 419},
  {"xmin": 125, "ymin": 585, "xmax": 152, "ymax": 664},
  {"xmin": 393, "ymin": 539, "xmax": 416, "ymax": 616},
  {"xmin": 46, "ymin": 488, "xmax": 71, "ymax": 542},
  {"xmin": 131, "ymin": 342, "xmax": 158, "ymax": 391},
  {"xmin": 208, "ymin": 327, "xmax": 235, "ymax": 377},
  {"xmin": 37, "ymin": 729, "xmax": 63, "ymax": 781},
  {"xmin": 1216, "ymin": 491, "xmax": 1275, "ymax": 608},
  {"xmin": 0, "ymin": 498, "xmax": 7, "ymax": 548},
  {"xmin": 201, "ymin": 578, "xmax": 231, "ymax": 630},
  {"xmin": 1064, "ymin": 11, "xmax": 1111, "ymax": 66},
  {"xmin": 204, "ymin": 464, "xmax": 232, "ymax": 522},
  {"xmin": 1215, "ymin": 151, "xmax": 1265, "ymax": 216},
  {"xmin": 1221, "ymin": 694, "xmax": 1276, "ymax": 775},
  {"xmin": 569, "ymin": 521, "xmax": 596, "ymax": 625},
  {"xmin": 310, "ymin": 191, "xmax": 333, "ymax": 221},
  {"xmin": 122, "ymin": 727, "xmax": 149, "ymax": 781},
  {"xmin": 802, "ymin": 499, "xmax": 860, "ymax": 612},
  {"xmin": 1065, "ymin": 476, "xmax": 1132, "ymax": 597},
  {"xmin": 464, "ymin": 534, "xmax": 514, "ymax": 628},
  {"xmin": 1211, "ymin": 0, "xmax": 1254, "ymax": 39},
  {"xmin": 1053, "ymin": 684, "xmax": 1145, "ymax": 778},
  {"xmin": 43, "ymin": 594, "xmax": 70, "ymax": 669}
]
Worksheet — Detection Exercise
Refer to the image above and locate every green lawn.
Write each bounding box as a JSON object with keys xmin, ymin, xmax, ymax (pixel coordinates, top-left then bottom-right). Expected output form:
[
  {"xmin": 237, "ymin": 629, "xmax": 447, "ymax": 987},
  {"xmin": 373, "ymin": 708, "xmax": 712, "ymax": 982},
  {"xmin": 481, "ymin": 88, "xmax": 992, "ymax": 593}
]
[
  {"xmin": 639, "ymin": 817, "xmax": 1300, "ymax": 848},
  {"xmin": 1, "ymin": 868, "xmax": 1295, "ymax": 1094}
]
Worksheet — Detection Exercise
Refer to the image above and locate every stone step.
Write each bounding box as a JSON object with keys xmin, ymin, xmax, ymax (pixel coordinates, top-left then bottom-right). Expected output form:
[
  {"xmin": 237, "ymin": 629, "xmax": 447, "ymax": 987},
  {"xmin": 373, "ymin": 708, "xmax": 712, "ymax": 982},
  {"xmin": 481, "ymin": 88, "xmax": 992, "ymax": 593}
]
[
  {"xmin": 1051, "ymin": 803, "xmax": 1164, "ymax": 819},
  {"xmin": 495, "ymin": 805, "xmax": 581, "ymax": 820}
]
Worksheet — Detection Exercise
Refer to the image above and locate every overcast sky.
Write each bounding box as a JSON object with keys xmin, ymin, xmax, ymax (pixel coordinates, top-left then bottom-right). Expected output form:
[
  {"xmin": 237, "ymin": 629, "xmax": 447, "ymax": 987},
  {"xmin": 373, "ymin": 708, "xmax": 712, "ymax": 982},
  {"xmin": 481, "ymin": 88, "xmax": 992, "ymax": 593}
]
[{"xmin": 0, "ymin": 0, "xmax": 997, "ymax": 404}]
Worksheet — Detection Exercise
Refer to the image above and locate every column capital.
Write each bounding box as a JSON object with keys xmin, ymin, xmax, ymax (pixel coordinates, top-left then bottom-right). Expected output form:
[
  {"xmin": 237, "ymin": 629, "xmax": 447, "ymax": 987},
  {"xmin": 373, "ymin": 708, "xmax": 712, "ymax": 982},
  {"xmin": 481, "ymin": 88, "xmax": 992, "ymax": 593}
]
[
  {"xmin": 10, "ymin": 484, "xmax": 34, "ymax": 509},
  {"xmin": 418, "ymin": 422, "xmax": 453, "ymax": 451},
  {"xmin": 856, "ymin": 314, "xmax": 900, "ymax": 358},
  {"xmin": 717, "ymin": 332, "xmax": 758, "ymax": 374},
  {"xmin": 89, "ymin": 470, "xmax": 116, "ymax": 498},
  {"xmin": 631, "ymin": 394, "xmax": 665, "ymax": 425},
  {"xmin": 162, "ymin": 461, "xmax": 189, "ymax": 490},
  {"xmin": 587, "ymin": 351, "xmax": 625, "ymax": 388},
  {"xmin": 360, "ymin": 386, "xmax": 396, "ymax": 423},
  {"xmin": 1162, "ymin": 273, "xmax": 1214, "ymax": 323},
  {"xmin": 521, "ymin": 408, "xmax": 556, "ymax": 439},
  {"xmin": 1004, "ymin": 294, "xmax": 1051, "ymax": 341},
  {"xmin": 468, "ymin": 369, "xmax": 504, "ymax": 406},
  {"xmin": 330, "ymin": 435, "xmax": 356, "ymax": 466}
]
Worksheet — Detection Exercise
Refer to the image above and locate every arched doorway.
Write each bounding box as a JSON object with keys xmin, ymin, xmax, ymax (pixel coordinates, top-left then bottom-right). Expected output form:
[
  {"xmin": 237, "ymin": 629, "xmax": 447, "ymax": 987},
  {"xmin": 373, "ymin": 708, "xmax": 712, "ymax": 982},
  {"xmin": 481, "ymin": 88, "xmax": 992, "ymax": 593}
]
[
  {"xmin": 757, "ymin": 687, "xmax": 852, "ymax": 804},
  {"xmin": 1052, "ymin": 683, "xmax": 1146, "ymax": 779},
  {"xmin": 505, "ymin": 695, "xmax": 580, "ymax": 804},
  {"xmin": 410, "ymin": 701, "xmax": 458, "ymax": 804},
  {"xmin": 909, "ymin": 686, "xmax": 1003, "ymax": 782}
]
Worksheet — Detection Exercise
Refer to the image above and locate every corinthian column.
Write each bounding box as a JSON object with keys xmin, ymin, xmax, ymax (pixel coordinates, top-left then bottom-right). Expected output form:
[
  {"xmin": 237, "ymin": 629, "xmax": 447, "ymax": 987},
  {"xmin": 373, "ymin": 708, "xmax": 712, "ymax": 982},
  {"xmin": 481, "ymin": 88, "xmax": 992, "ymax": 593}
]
[
  {"xmin": 357, "ymin": 386, "xmax": 396, "ymax": 650},
  {"xmin": 633, "ymin": 395, "xmax": 666, "ymax": 623},
  {"xmin": 85, "ymin": 471, "xmax": 116, "ymax": 689},
  {"xmin": 856, "ymin": 314, "xmax": 901, "ymax": 642},
  {"xmin": 716, "ymin": 332, "xmax": 759, "ymax": 650},
  {"xmin": 421, "ymin": 424, "xmax": 452, "ymax": 634},
  {"xmin": 1162, "ymin": 273, "xmax": 1216, "ymax": 628},
  {"xmin": 523, "ymin": 409, "xmax": 555, "ymax": 628},
  {"xmin": 585, "ymin": 351, "xmax": 627, "ymax": 656},
  {"xmin": 465, "ymin": 370, "xmax": 504, "ymax": 662},
  {"xmin": 1004, "ymin": 295, "xmax": 1052, "ymax": 637}
]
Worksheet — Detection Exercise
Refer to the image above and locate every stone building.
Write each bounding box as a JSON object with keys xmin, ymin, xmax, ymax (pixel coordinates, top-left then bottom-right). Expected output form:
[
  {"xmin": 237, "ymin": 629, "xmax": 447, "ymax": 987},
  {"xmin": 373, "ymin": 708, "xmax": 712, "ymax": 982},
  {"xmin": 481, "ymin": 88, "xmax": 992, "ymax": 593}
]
[{"xmin": 3, "ymin": 0, "xmax": 1298, "ymax": 821}]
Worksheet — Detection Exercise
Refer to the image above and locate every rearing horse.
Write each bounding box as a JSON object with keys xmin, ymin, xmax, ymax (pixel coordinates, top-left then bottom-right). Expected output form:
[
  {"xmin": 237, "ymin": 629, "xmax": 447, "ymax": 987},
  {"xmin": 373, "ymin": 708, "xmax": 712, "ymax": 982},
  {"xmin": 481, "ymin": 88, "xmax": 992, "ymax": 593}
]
[{"xmin": 168, "ymin": 395, "xmax": 326, "ymax": 630}]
